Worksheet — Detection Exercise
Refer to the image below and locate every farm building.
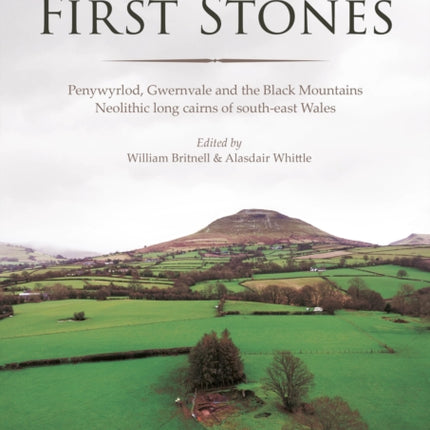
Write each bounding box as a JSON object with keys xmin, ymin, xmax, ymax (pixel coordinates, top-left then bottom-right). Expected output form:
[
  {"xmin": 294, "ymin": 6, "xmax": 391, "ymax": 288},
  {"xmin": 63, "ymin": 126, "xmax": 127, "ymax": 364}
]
[{"xmin": 310, "ymin": 267, "xmax": 326, "ymax": 272}]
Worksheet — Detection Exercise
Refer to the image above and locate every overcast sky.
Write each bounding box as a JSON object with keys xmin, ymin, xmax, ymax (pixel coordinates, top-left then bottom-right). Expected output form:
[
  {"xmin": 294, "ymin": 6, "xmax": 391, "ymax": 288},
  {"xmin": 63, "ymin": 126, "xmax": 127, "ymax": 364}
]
[{"xmin": 1, "ymin": 1, "xmax": 429, "ymax": 254}]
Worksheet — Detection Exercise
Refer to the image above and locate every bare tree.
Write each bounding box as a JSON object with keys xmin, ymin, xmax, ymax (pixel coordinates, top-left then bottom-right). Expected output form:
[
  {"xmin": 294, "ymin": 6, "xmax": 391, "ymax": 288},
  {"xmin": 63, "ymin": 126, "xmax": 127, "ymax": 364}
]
[
  {"xmin": 264, "ymin": 351, "xmax": 314, "ymax": 412},
  {"xmin": 263, "ymin": 284, "xmax": 284, "ymax": 304},
  {"xmin": 392, "ymin": 284, "xmax": 420, "ymax": 316}
]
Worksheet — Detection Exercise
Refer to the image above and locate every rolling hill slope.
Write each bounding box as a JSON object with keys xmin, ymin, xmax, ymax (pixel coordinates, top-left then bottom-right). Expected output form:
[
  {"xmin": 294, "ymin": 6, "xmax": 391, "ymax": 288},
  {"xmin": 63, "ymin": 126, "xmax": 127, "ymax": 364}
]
[{"xmin": 141, "ymin": 209, "xmax": 370, "ymax": 252}]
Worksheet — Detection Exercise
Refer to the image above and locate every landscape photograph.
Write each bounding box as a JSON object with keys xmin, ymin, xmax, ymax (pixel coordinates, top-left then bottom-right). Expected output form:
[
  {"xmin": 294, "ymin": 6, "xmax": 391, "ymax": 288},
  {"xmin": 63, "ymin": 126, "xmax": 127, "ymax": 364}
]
[
  {"xmin": 1, "ymin": 1, "xmax": 429, "ymax": 429},
  {"xmin": 1, "ymin": 209, "xmax": 429, "ymax": 429}
]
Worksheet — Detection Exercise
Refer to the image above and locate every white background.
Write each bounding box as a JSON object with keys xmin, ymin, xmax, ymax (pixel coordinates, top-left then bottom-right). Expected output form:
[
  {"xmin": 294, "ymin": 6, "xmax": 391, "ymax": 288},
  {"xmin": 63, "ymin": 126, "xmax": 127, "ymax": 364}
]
[{"xmin": 1, "ymin": 1, "xmax": 429, "ymax": 254}]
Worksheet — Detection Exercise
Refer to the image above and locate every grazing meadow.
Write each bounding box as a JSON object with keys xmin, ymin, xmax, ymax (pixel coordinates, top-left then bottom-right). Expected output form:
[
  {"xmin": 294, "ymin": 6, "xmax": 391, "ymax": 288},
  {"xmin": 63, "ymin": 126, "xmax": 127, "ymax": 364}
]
[{"xmin": 1, "ymin": 299, "xmax": 429, "ymax": 430}]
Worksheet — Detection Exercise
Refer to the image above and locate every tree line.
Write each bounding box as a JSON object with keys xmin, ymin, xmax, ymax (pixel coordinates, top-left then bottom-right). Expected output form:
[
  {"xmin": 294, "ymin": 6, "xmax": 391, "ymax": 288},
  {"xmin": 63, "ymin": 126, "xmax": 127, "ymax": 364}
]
[{"xmin": 2, "ymin": 279, "xmax": 429, "ymax": 318}]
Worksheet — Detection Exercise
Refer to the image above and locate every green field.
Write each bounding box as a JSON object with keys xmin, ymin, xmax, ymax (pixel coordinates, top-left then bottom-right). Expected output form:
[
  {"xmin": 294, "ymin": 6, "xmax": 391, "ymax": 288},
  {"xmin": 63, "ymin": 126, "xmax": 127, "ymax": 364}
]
[
  {"xmin": 291, "ymin": 246, "xmax": 430, "ymax": 266},
  {"xmin": 356, "ymin": 264, "xmax": 430, "ymax": 281},
  {"xmin": 250, "ymin": 265, "xmax": 430, "ymax": 299},
  {"xmin": 253, "ymin": 268, "xmax": 371, "ymax": 280},
  {"xmin": 139, "ymin": 250, "xmax": 232, "ymax": 274},
  {"xmin": 1, "ymin": 300, "xmax": 429, "ymax": 430},
  {"xmin": 1, "ymin": 245, "xmax": 429, "ymax": 430},
  {"xmin": 223, "ymin": 300, "xmax": 305, "ymax": 314},
  {"xmin": 0, "ymin": 357, "xmax": 202, "ymax": 430},
  {"xmin": 192, "ymin": 279, "xmax": 248, "ymax": 293},
  {"xmin": 14, "ymin": 276, "xmax": 173, "ymax": 291},
  {"xmin": 333, "ymin": 276, "xmax": 428, "ymax": 299}
]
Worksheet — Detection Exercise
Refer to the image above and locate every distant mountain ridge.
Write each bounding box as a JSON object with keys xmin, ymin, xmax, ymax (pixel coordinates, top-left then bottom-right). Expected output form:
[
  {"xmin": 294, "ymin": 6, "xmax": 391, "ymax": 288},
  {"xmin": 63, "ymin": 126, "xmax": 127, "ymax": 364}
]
[
  {"xmin": 0, "ymin": 242, "xmax": 62, "ymax": 265},
  {"xmin": 0, "ymin": 241, "xmax": 102, "ymax": 266},
  {"xmin": 390, "ymin": 234, "xmax": 430, "ymax": 246},
  {"xmin": 141, "ymin": 209, "xmax": 370, "ymax": 252}
]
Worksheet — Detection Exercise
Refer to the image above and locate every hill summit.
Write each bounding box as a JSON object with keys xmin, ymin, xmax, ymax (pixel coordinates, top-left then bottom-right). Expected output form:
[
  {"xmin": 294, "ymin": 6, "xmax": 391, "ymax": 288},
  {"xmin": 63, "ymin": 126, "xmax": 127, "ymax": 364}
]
[
  {"xmin": 390, "ymin": 234, "xmax": 430, "ymax": 246},
  {"xmin": 142, "ymin": 209, "xmax": 368, "ymax": 252}
]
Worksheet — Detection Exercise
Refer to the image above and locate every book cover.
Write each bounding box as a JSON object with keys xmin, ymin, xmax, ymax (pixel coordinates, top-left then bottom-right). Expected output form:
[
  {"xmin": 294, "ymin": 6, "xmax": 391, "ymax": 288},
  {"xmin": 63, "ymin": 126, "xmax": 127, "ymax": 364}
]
[{"xmin": 1, "ymin": 1, "xmax": 429, "ymax": 429}]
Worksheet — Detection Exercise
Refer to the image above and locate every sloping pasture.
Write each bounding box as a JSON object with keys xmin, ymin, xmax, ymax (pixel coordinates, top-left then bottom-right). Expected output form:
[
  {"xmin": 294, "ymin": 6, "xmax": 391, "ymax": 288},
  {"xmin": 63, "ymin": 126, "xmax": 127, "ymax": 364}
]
[
  {"xmin": 0, "ymin": 300, "xmax": 429, "ymax": 430},
  {"xmin": 14, "ymin": 276, "xmax": 173, "ymax": 291},
  {"xmin": 249, "ymin": 265, "xmax": 430, "ymax": 298}
]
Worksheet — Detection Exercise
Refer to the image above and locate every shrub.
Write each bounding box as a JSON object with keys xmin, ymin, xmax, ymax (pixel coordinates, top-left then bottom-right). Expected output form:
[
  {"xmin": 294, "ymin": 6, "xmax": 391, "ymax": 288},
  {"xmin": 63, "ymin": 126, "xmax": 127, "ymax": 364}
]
[
  {"xmin": 73, "ymin": 311, "xmax": 86, "ymax": 321},
  {"xmin": 0, "ymin": 304, "xmax": 13, "ymax": 317},
  {"xmin": 299, "ymin": 396, "xmax": 369, "ymax": 430}
]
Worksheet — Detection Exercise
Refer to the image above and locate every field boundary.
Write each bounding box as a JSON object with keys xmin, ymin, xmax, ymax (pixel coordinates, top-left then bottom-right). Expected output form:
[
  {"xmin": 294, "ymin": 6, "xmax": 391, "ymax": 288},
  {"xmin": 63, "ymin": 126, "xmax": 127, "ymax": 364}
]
[
  {"xmin": 0, "ymin": 315, "xmax": 216, "ymax": 341},
  {"xmin": 0, "ymin": 346, "xmax": 191, "ymax": 371},
  {"xmin": 336, "ymin": 315, "xmax": 395, "ymax": 353},
  {"xmin": 354, "ymin": 267, "xmax": 429, "ymax": 283}
]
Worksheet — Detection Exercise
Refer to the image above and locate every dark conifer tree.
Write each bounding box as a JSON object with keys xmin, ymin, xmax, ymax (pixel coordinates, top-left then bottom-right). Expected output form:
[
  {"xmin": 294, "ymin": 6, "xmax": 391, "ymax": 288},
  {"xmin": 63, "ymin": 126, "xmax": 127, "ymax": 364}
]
[
  {"xmin": 187, "ymin": 330, "xmax": 245, "ymax": 390},
  {"xmin": 219, "ymin": 329, "xmax": 244, "ymax": 386}
]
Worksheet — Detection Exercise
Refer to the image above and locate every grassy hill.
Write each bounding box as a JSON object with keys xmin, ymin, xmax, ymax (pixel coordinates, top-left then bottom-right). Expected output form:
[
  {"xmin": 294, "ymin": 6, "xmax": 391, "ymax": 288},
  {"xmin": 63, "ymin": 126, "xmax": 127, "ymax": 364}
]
[
  {"xmin": 0, "ymin": 242, "xmax": 62, "ymax": 266},
  {"xmin": 142, "ymin": 209, "xmax": 370, "ymax": 252}
]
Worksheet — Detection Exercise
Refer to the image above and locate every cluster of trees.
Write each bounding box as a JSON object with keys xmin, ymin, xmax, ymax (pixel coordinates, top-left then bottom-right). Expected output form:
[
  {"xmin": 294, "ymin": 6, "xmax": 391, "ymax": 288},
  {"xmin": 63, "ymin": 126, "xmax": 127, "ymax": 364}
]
[
  {"xmin": 390, "ymin": 285, "xmax": 430, "ymax": 317},
  {"xmin": 392, "ymin": 256, "xmax": 430, "ymax": 272},
  {"xmin": 255, "ymin": 276, "xmax": 430, "ymax": 316},
  {"xmin": 187, "ymin": 329, "xmax": 245, "ymax": 390},
  {"xmin": 258, "ymin": 282, "xmax": 346, "ymax": 314},
  {"xmin": 345, "ymin": 278, "xmax": 385, "ymax": 311},
  {"xmin": 256, "ymin": 278, "xmax": 387, "ymax": 313},
  {"xmin": 0, "ymin": 293, "xmax": 26, "ymax": 306},
  {"xmin": 201, "ymin": 281, "xmax": 228, "ymax": 299}
]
